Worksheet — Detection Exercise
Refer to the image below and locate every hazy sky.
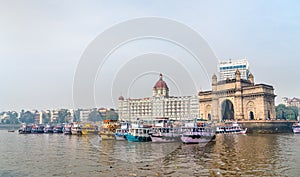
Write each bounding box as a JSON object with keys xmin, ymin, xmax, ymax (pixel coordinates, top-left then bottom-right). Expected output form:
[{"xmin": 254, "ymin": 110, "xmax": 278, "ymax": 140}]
[{"xmin": 1, "ymin": 1, "xmax": 299, "ymax": 111}]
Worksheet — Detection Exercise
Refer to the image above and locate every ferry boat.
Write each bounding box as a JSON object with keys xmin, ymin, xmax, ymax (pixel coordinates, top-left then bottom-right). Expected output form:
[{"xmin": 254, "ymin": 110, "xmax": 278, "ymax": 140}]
[
  {"xmin": 81, "ymin": 123, "xmax": 99, "ymax": 135},
  {"xmin": 31, "ymin": 124, "xmax": 45, "ymax": 134},
  {"xmin": 125, "ymin": 128, "xmax": 152, "ymax": 142},
  {"xmin": 150, "ymin": 119, "xmax": 181, "ymax": 143},
  {"xmin": 44, "ymin": 124, "xmax": 54, "ymax": 133},
  {"xmin": 63, "ymin": 123, "xmax": 73, "ymax": 135},
  {"xmin": 115, "ymin": 122, "xmax": 130, "ymax": 141},
  {"xmin": 181, "ymin": 126, "xmax": 216, "ymax": 144},
  {"xmin": 18, "ymin": 123, "xmax": 32, "ymax": 134},
  {"xmin": 99, "ymin": 120, "xmax": 118, "ymax": 140},
  {"xmin": 292, "ymin": 122, "xmax": 300, "ymax": 134},
  {"xmin": 151, "ymin": 127, "xmax": 181, "ymax": 142},
  {"xmin": 216, "ymin": 121, "xmax": 247, "ymax": 134},
  {"xmin": 53, "ymin": 124, "xmax": 63, "ymax": 133},
  {"xmin": 71, "ymin": 122, "xmax": 82, "ymax": 135}
]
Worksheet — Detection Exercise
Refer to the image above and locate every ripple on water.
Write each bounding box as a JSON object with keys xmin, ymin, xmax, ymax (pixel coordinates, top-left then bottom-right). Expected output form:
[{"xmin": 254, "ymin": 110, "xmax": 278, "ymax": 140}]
[{"xmin": 1, "ymin": 131, "xmax": 300, "ymax": 176}]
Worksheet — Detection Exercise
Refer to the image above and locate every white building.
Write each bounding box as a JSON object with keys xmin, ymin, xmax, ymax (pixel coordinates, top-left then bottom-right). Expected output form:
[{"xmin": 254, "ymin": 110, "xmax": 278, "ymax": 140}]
[
  {"xmin": 219, "ymin": 59, "xmax": 250, "ymax": 81},
  {"xmin": 118, "ymin": 74, "xmax": 199, "ymax": 121},
  {"xmin": 79, "ymin": 109, "xmax": 91, "ymax": 122}
]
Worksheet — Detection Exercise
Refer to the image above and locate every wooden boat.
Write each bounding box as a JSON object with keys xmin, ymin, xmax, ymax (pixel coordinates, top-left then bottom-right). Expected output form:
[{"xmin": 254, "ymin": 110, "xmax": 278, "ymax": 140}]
[
  {"xmin": 216, "ymin": 121, "xmax": 247, "ymax": 134},
  {"xmin": 99, "ymin": 120, "xmax": 118, "ymax": 140},
  {"xmin": 81, "ymin": 123, "xmax": 99, "ymax": 135}
]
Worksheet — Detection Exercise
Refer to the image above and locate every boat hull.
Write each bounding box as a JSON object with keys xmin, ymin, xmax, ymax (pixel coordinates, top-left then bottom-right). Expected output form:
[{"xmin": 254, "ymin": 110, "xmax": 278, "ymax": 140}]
[
  {"xmin": 151, "ymin": 135, "xmax": 181, "ymax": 143},
  {"xmin": 293, "ymin": 127, "xmax": 300, "ymax": 134},
  {"xmin": 115, "ymin": 134, "xmax": 127, "ymax": 141},
  {"xmin": 125, "ymin": 134, "xmax": 151, "ymax": 142},
  {"xmin": 181, "ymin": 134, "xmax": 216, "ymax": 144}
]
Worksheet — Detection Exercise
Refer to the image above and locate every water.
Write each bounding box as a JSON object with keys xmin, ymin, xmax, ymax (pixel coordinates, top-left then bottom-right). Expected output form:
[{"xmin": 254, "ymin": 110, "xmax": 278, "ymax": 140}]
[{"xmin": 1, "ymin": 130, "xmax": 300, "ymax": 177}]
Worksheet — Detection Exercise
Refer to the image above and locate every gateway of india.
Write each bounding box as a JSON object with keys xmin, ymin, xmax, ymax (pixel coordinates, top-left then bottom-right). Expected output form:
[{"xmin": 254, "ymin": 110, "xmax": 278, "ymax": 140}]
[{"xmin": 199, "ymin": 59, "xmax": 276, "ymax": 121}]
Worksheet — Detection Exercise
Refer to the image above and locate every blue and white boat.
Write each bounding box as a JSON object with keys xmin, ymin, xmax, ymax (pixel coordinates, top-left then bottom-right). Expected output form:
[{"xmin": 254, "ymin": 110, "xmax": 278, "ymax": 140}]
[
  {"xmin": 115, "ymin": 122, "xmax": 130, "ymax": 141},
  {"xmin": 125, "ymin": 128, "xmax": 151, "ymax": 142}
]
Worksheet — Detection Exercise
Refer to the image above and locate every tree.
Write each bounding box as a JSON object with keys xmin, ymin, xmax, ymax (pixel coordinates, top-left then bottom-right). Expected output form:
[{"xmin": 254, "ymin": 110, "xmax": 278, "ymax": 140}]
[
  {"xmin": 20, "ymin": 111, "xmax": 34, "ymax": 124},
  {"xmin": 88, "ymin": 110, "xmax": 102, "ymax": 122},
  {"xmin": 57, "ymin": 109, "xmax": 69, "ymax": 123},
  {"xmin": 276, "ymin": 104, "xmax": 299, "ymax": 120}
]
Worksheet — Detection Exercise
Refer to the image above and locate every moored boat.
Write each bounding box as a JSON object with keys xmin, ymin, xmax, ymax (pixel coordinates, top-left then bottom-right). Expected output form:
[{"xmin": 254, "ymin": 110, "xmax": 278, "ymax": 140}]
[
  {"xmin": 63, "ymin": 123, "xmax": 73, "ymax": 135},
  {"xmin": 44, "ymin": 124, "xmax": 54, "ymax": 133},
  {"xmin": 216, "ymin": 121, "xmax": 247, "ymax": 134},
  {"xmin": 31, "ymin": 124, "xmax": 45, "ymax": 134},
  {"xmin": 181, "ymin": 126, "xmax": 216, "ymax": 144},
  {"xmin": 292, "ymin": 122, "xmax": 300, "ymax": 134},
  {"xmin": 18, "ymin": 123, "xmax": 32, "ymax": 134},
  {"xmin": 71, "ymin": 122, "xmax": 82, "ymax": 135},
  {"xmin": 53, "ymin": 124, "xmax": 63, "ymax": 133},
  {"xmin": 126, "ymin": 128, "xmax": 152, "ymax": 142},
  {"xmin": 81, "ymin": 123, "xmax": 99, "ymax": 135},
  {"xmin": 150, "ymin": 127, "xmax": 181, "ymax": 143},
  {"xmin": 99, "ymin": 120, "xmax": 118, "ymax": 140},
  {"xmin": 115, "ymin": 122, "xmax": 130, "ymax": 141}
]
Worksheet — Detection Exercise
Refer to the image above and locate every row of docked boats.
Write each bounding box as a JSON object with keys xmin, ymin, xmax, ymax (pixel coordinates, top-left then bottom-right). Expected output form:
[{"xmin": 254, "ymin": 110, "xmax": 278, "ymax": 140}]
[
  {"xmin": 18, "ymin": 122, "xmax": 99, "ymax": 135},
  {"xmin": 99, "ymin": 119, "xmax": 247, "ymax": 144},
  {"xmin": 18, "ymin": 119, "xmax": 248, "ymax": 144}
]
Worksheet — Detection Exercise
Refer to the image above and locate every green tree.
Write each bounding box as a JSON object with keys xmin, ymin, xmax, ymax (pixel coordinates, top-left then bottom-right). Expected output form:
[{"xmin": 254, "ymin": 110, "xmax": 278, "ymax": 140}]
[
  {"xmin": 57, "ymin": 109, "xmax": 69, "ymax": 123},
  {"xmin": 88, "ymin": 110, "xmax": 102, "ymax": 122},
  {"xmin": 276, "ymin": 104, "xmax": 299, "ymax": 120},
  {"xmin": 20, "ymin": 111, "xmax": 34, "ymax": 124}
]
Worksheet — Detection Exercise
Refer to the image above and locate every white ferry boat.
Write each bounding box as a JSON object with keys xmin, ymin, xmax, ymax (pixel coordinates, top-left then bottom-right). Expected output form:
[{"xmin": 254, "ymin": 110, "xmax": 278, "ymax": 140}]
[
  {"xmin": 292, "ymin": 122, "xmax": 300, "ymax": 134},
  {"xmin": 216, "ymin": 121, "xmax": 247, "ymax": 134}
]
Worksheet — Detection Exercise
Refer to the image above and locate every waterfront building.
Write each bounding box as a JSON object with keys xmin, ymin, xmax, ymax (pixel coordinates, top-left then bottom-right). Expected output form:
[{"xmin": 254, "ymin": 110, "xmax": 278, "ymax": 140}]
[
  {"xmin": 282, "ymin": 97, "xmax": 300, "ymax": 109},
  {"xmin": 219, "ymin": 59, "xmax": 249, "ymax": 81},
  {"xmin": 199, "ymin": 70, "xmax": 276, "ymax": 121},
  {"xmin": 50, "ymin": 110, "xmax": 59, "ymax": 122},
  {"xmin": 79, "ymin": 109, "xmax": 91, "ymax": 122},
  {"xmin": 118, "ymin": 74, "xmax": 199, "ymax": 121}
]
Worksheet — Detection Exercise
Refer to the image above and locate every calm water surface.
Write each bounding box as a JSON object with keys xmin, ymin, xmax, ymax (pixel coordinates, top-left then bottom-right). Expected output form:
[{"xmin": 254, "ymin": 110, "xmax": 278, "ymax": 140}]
[{"xmin": 0, "ymin": 130, "xmax": 300, "ymax": 177}]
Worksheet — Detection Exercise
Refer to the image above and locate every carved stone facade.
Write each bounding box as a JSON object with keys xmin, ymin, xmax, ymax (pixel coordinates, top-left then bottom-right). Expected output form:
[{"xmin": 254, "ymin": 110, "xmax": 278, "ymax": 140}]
[{"xmin": 199, "ymin": 70, "xmax": 276, "ymax": 122}]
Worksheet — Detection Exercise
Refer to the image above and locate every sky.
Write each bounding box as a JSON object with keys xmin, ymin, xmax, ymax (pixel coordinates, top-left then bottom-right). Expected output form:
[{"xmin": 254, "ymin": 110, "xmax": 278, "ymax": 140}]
[{"xmin": 0, "ymin": 0, "xmax": 299, "ymax": 111}]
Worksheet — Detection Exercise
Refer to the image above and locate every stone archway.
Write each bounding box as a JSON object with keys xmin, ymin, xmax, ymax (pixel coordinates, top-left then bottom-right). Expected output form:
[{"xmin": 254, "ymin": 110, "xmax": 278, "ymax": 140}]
[
  {"xmin": 249, "ymin": 111, "xmax": 254, "ymax": 120},
  {"xmin": 205, "ymin": 105, "xmax": 212, "ymax": 120},
  {"xmin": 246, "ymin": 101, "xmax": 255, "ymax": 120},
  {"xmin": 221, "ymin": 100, "xmax": 234, "ymax": 120}
]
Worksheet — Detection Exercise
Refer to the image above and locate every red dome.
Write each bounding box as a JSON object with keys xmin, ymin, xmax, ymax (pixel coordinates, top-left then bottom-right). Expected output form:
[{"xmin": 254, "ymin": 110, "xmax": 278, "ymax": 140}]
[
  {"xmin": 153, "ymin": 74, "xmax": 168, "ymax": 89},
  {"xmin": 118, "ymin": 96, "xmax": 124, "ymax": 100}
]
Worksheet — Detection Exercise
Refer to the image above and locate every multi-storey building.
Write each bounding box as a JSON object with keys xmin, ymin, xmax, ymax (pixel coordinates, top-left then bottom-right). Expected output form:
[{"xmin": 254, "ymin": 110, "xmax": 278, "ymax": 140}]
[
  {"xmin": 79, "ymin": 109, "xmax": 91, "ymax": 122},
  {"xmin": 219, "ymin": 59, "xmax": 249, "ymax": 81},
  {"xmin": 282, "ymin": 97, "xmax": 300, "ymax": 108},
  {"xmin": 118, "ymin": 74, "xmax": 199, "ymax": 121}
]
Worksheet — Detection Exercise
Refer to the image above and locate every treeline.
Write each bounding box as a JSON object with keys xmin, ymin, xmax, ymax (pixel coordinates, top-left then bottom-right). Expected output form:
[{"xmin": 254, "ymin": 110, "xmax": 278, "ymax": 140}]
[
  {"xmin": 0, "ymin": 109, "xmax": 118, "ymax": 124},
  {"xmin": 276, "ymin": 104, "xmax": 299, "ymax": 120}
]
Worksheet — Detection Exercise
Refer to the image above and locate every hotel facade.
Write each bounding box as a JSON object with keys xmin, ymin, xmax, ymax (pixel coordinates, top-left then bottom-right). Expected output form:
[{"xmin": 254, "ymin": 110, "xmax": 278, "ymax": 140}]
[{"xmin": 118, "ymin": 74, "xmax": 199, "ymax": 121}]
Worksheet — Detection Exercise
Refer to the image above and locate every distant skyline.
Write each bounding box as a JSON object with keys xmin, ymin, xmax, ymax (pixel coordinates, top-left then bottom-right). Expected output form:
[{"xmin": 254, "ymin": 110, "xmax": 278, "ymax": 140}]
[{"xmin": 1, "ymin": 1, "xmax": 300, "ymax": 111}]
